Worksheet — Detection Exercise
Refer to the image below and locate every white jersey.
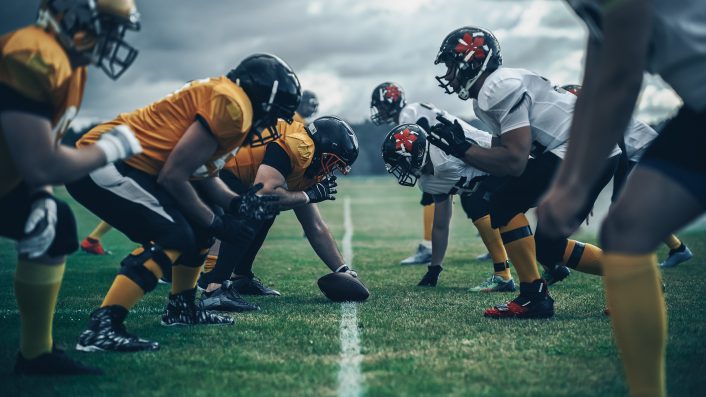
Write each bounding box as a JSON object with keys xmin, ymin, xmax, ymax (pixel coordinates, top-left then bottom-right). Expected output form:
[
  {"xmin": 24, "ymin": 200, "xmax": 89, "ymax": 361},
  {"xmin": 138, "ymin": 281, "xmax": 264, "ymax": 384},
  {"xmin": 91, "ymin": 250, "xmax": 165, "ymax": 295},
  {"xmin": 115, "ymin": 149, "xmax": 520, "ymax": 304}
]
[
  {"xmin": 566, "ymin": 0, "xmax": 706, "ymax": 111},
  {"xmin": 625, "ymin": 119, "xmax": 659, "ymax": 162},
  {"xmin": 399, "ymin": 102, "xmax": 492, "ymax": 148},
  {"xmin": 473, "ymin": 68, "xmax": 620, "ymax": 159}
]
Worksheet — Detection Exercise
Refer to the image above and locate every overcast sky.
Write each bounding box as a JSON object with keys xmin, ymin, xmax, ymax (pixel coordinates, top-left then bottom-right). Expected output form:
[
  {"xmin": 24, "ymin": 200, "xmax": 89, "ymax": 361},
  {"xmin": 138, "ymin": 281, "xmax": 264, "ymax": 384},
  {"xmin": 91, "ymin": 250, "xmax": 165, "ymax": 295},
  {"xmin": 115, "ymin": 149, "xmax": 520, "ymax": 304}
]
[{"xmin": 2, "ymin": 0, "xmax": 681, "ymax": 127}]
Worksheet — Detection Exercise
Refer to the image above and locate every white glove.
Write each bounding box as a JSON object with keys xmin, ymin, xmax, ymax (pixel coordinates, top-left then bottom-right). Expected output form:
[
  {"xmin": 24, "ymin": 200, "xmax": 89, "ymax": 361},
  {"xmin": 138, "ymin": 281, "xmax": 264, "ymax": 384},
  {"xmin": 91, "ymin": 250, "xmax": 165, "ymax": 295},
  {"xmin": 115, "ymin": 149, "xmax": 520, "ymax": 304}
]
[
  {"xmin": 95, "ymin": 124, "xmax": 143, "ymax": 163},
  {"xmin": 335, "ymin": 264, "xmax": 358, "ymax": 278},
  {"xmin": 18, "ymin": 193, "xmax": 58, "ymax": 259}
]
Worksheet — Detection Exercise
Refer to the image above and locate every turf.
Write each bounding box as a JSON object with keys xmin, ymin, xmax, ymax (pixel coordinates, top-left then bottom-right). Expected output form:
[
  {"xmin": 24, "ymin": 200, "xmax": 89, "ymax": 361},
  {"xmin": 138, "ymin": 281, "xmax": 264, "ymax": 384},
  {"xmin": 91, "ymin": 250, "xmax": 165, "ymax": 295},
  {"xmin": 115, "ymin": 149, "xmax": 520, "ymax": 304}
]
[{"xmin": 0, "ymin": 177, "xmax": 704, "ymax": 397}]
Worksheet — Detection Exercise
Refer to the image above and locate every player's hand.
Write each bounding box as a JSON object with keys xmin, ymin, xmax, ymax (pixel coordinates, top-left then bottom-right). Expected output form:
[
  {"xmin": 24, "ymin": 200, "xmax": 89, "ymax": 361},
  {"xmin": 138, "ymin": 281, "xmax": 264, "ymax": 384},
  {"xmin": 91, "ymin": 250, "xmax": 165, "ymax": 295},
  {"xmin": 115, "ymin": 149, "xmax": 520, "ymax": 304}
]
[
  {"xmin": 95, "ymin": 124, "xmax": 143, "ymax": 163},
  {"xmin": 304, "ymin": 175, "xmax": 337, "ymax": 204},
  {"xmin": 336, "ymin": 264, "xmax": 358, "ymax": 278},
  {"xmin": 208, "ymin": 214, "xmax": 256, "ymax": 245},
  {"xmin": 428, "ymin": 115, "xmax": 472, "ymax": 158},
  {"xmin": 18, "ymin": 192, "xmax": 58, "ymax": 259},
  {"xmin": 230, "ymin": 183, "xmax": 280, "ymax": 220},
  {"xmin": 536, "ymin": 184, "xmax": 590, "ymax": 239}
]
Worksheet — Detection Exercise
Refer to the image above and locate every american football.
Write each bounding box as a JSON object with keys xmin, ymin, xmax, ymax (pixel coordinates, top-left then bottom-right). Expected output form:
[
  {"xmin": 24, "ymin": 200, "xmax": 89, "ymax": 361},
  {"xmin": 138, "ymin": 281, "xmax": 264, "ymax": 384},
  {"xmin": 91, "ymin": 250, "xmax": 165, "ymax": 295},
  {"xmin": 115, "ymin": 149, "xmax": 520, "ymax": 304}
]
[{"xmin": 1, "ymin": 1, "xmax": 705, "ymax": 397}]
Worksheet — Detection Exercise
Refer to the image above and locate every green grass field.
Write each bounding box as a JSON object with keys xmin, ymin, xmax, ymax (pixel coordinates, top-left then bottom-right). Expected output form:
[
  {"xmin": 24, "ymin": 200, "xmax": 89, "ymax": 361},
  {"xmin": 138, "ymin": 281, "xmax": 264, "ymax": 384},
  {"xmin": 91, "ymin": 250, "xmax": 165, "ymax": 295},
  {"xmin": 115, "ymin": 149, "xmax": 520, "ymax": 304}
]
[{"xmin": 1, "ymin": 177, "xmax": 705, "ymax": 397}]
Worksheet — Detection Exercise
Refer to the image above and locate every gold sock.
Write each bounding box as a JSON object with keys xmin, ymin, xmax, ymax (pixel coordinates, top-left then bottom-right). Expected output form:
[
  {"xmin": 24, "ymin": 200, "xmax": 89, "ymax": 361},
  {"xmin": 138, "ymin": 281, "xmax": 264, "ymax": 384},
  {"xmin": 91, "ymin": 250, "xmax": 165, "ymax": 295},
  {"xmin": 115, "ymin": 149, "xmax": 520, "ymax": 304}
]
[
  {"xmin": 473, "ymin": 215, "xmax": 508, "ymax": 264},
  {"xmin": 202, "ymin": 255, "xmax": 218, "ymax": 274},
  {"xmin": 423, "ymin": 204, "xmax": 435, "ymax": 242},
  {"xmin": 88, "ymin": 221, "xmax": 112, "ymax": 240},
  {"xmin": 563, "ymin": 240, "xmax": 603, "ymax": 275},
  {"xmin": 101, "ymin": 275, "xmax": 146, "ymax": 310},
  {"xmin": 14, "ymin": 260, "xmax": 66, "ymax": 359},
  {"xmin": 171, "ymin": 265, "xmax": 203, "ymax": 294},
  {"xmin": 499, "ymin": 214, "xmax": 540, "ymax": 283},
  {"xmin": 663, "ymin": 235, "xmax": 682, "ymax": 251},
  {"xmin": 603, "ymin": 253, "xmax": 666, "ymax": 397}
]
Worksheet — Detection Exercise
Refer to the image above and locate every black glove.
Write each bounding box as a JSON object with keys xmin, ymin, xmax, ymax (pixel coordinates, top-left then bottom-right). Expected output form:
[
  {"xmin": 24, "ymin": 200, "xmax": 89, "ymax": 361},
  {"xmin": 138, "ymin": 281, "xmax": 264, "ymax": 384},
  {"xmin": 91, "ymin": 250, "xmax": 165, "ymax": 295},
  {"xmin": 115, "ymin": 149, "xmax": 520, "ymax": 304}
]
[
  {"xmin": 208, "ymin": 214, "xmax": 256, "ymax": 245},
  {"xmin": 428, "ymin": 115, "xmax": 473, "ymax": 158},
  {"xmin": 304, "ymin": 175, "xmax": 337, "ymax": 204},
  {"xmin": 229, "ymin": 183, "xmax": 280, "ymax": 220},
  {"xmin": 417, "ymin": 265, "xmax": 443, "ymax": 287}
]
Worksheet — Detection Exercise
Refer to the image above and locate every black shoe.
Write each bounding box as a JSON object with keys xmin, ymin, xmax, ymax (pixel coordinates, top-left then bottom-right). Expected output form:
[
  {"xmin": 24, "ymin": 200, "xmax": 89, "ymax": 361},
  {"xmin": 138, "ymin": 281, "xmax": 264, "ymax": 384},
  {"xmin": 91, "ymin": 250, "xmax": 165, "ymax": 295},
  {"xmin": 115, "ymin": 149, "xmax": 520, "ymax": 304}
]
[
  {"xmin": 14, "ymin": 346, "xmax": 103, "ymax": 376},
  {"xmin": 200, "ymin": 280, "xmax": 260, "ymax": 312},
  {"xmin": 76, "ymin": 306, "xmax": 159, "ymax": 352},
  {"xmin": 231, "ymin": 275, "xmax": 281, "ymax": 296},
  {"xmin": 542, "ymin": 265, "xmax": 571, "ymax": 286},
  {"xmin": 161, "ymin": 288, "xmax": 235, "ymax": 326},
  {"xmin": 417, "ymin": 266, "xmax": 443, "ymax": 287},
  {"xmin": 484, "ymin": 280, "xmax": 554, "ymax": 319}
]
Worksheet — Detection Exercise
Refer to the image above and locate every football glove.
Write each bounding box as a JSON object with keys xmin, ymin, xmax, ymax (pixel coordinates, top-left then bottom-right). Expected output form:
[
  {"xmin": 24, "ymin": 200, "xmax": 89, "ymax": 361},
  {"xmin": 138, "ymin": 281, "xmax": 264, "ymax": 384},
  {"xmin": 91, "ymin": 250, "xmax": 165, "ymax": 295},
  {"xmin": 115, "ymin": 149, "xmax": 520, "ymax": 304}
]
[
  {"xmin": 95, "ymin": 124, "xmax": 143, "ymax": 163},
  {"xmin": 18, "ymin": 191, "xmax": 58, "ymax": 259},
  {"xmin": 304, "ymin": 175, "xmax": 337, "ymax": 204},
  {"xmin": 335, "ymin": 264, "xmax": 358, "ymax": 278},
  {"xmin": 228, "ymin": 183, "xmax": 280, "ymax": 220},
  {"xmin": 208, "ymin": 214, "xmax": 256, "ymax": 245},
  {"xmin": 417, "ymin": 265, "xmax": 443, "ymax": 287},
  {"xmin": 428, "ymin": 115, "xmax": 472, "ymax": 158}
]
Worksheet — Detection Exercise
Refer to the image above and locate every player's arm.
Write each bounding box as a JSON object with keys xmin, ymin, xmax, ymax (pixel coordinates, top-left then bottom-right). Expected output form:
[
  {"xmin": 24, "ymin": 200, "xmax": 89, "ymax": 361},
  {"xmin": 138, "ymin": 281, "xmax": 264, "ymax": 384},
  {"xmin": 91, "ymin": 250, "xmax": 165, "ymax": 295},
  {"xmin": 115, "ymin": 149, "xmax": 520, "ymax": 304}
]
[
  {"xmin": 430, "ymin": 194, "xmax": 453, "ymax": 267},
  {"xmin": 192, "ymin": 176, "xmax": 237, "ymax": 209},
  {"xmin": 0, "ymin": 111, "xmax": 138, "ymax": 188},
  {"xmin": 459, "ymin": 127, "xmax": 531, "ymax": 176},
  {"xmin": 294, "ymin": 203, "xmax": 347, "ymax": 272}
]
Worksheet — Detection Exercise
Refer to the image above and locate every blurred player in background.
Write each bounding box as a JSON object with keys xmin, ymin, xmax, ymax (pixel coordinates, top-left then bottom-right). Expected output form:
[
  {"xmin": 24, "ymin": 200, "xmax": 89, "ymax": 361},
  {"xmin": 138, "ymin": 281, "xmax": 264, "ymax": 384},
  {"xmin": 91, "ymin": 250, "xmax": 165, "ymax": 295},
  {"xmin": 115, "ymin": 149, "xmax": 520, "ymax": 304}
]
[
  {"xmin": 538, "ymin": 2, "xmax": 706, "ymax": 395},
  {"xmin": 0, "ymin": 0, "xmax": 142, "ymax": 375},
  {"xmin": 293, "ymin": 89, "xmax": 318, "ymax": 125}
]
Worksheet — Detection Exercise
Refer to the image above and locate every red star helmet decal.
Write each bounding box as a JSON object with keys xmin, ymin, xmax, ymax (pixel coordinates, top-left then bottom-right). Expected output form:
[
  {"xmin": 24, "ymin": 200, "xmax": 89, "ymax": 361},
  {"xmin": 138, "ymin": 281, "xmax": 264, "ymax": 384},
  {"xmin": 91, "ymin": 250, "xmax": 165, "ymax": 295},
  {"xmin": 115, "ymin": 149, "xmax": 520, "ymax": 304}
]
[
  {"xmin": 384, "ymin": 85, "xmax": 402, "ymax": 102},
  {"xmin": 394, "ymin": 128, "xmax": 417, "ymax": 153},
  {"xmin": 455, "ymin": 32, "xmax": 487, "ymax": 61}
]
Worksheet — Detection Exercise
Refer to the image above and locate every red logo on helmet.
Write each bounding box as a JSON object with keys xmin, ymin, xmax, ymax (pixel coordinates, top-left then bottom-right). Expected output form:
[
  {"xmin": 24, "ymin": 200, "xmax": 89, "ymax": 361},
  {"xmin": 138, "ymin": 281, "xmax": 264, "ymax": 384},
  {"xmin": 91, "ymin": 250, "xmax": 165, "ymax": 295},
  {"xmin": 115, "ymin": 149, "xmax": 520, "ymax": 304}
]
[
  {"xmin": 384, "ymin": 85, "xmax": 402, "ymax": 102},
  {"xmin": 394, "ymin": 128, "xmax": 417, "ymax": 152},
  {"xmin": 455, "ymin": 32, "xmax": 486, "ymax": 60}
]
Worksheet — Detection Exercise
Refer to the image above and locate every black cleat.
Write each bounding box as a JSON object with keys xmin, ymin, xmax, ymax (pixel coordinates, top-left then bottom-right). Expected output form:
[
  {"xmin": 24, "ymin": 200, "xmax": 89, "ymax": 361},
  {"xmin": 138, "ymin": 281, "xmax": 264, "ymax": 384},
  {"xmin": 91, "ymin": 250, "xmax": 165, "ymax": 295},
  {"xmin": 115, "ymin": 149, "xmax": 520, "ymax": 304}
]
[
  {"xmin": 200, "ymin": 280, "xmax": 260, "ymax": 312},
  {"xmin": 484, "ymin": 280, "xmax": 554, "ymax": 319},
  {"xmin": 76, "ymin": 306, "xmax": 159, "ymax": 352},
  {"xmin": 161, "ymin": 288, "xmax": 235, "ymax": 326},
  {"xmin": 231, "ymin": 275, "xmax": 281, "ymax": 296},
  {"xmin": 417, "ymin": 265, "xmax": 443, "ymax": 287},
  {"xmin": 14, "ymin": 346, "xmax": 103, "ymax": 376}
]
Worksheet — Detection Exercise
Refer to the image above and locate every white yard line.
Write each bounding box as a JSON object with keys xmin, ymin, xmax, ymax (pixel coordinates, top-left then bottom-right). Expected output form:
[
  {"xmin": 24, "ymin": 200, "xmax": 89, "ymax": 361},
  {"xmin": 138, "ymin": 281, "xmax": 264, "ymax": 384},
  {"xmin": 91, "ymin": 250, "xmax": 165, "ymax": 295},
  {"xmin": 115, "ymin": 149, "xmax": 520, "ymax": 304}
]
[{"xmin": 337, "ymin": 197, "xmax": 364, "ymax": 397}]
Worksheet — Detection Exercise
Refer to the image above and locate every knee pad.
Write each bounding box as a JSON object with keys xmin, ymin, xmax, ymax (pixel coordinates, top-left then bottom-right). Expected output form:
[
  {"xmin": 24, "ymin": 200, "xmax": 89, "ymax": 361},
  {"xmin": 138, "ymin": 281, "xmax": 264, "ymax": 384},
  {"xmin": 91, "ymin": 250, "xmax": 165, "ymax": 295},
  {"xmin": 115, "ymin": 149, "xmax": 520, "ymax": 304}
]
[
  {"xmin": 534, "ymin": 230, "xmax": 568, "ymax": 269},
  {"xmin": 175, "ymin": 247, "xmax": 209, "ymax": 268},
  {"xmin": 46, "ymin": 199, "xmax": 79, "ymax": 257},
  {"xmin": 420, "ymin": 192, "xmax": 434, "ymax": 206},
  {"xmin": 460, "ymin": 192, "xmax": 490, "ymax": 221},
  {"xmin": 119, "ymin": 243, "xmax": 174, "ymax": 292}
]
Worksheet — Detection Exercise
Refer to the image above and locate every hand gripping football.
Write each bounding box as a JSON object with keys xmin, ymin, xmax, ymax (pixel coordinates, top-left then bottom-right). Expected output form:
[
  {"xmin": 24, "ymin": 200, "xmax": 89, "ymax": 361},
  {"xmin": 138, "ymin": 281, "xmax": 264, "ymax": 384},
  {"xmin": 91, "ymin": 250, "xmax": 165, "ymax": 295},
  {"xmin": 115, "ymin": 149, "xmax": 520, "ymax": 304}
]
[{"xmin": 317, "ymin": 272, "xmax": 370, "ymax": 302}]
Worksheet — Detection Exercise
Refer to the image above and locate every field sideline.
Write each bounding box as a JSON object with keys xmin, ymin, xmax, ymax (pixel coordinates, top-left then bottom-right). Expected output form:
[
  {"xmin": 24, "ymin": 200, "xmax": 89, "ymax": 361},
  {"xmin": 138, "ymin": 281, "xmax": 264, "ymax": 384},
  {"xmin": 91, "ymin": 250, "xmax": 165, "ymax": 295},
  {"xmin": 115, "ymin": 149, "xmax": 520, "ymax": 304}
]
[{"xmin": 1, "ymin": 177, "xmax": 704, "ymax": 397}]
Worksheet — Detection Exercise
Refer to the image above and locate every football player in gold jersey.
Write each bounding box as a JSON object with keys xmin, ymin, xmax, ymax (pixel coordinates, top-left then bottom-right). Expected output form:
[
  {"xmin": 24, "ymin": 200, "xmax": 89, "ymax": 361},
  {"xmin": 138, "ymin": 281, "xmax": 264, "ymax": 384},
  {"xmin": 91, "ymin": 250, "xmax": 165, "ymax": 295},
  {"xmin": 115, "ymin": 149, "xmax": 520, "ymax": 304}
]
[
  {"xmin": 0, "ymin": 0, "xmax": 142, "ymax": 375},
  {"xmin": 197, "ymin": 116, "xmax": 359, "ymax": 310},
  {"xmin": 66, "ymin": 54, "xmax": 300, "ymax": 352}
]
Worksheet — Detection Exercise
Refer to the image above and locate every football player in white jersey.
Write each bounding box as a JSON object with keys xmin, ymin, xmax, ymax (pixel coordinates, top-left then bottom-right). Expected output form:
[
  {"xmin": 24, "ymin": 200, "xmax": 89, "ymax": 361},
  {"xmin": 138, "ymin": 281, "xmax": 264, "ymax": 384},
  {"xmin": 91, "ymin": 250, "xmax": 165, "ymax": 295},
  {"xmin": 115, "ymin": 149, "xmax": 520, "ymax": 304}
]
[
  {"xmin": 538, "ymin": 2, "xmax": 706, "ymax": 394},
  {"xmin": 429, "ymin": 26, "xmax": 621, "ymax": 319}
]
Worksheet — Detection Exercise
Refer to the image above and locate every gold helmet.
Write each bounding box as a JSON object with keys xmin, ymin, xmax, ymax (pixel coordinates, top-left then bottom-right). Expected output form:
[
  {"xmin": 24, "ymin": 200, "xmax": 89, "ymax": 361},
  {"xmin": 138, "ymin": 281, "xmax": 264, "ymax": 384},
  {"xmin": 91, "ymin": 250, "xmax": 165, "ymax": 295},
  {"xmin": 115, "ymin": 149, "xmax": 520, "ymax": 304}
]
[{"xmin": 37, "ymin": 0, "xmax": 140, "ymax": 79}]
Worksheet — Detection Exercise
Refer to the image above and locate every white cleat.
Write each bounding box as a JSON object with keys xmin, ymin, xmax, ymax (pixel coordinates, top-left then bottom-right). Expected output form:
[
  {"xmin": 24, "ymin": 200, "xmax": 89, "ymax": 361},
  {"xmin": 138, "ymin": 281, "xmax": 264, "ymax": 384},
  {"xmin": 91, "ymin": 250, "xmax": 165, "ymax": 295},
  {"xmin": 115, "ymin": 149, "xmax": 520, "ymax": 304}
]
[
  {"xmin": 400, "ymin": 244, "xmax": 432, "ymax": 265},
  {"xmin": 660, "ymin": 245, "xmax": 693, "ymax": 268}
]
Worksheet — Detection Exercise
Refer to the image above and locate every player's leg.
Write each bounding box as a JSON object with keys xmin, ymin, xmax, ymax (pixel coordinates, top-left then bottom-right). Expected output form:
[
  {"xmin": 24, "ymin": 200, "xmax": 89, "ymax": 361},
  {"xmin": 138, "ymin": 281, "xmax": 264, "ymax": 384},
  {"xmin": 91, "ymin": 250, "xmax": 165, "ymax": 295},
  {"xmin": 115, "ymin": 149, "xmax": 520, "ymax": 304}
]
[
  {"xmin": 400, "ymin": 193, "xmax": 434, "ymax": 265},
  {"xmin": 230, "ymin": 216, "xmax": 280, "ymax": 295},
  {"xmin": 80, "ymin": 221, "xmax": 112, "ymax": 255},
  {"xmin": 1, "ymin": 184, "xmax": 101, "ymax": 375},
  {"xmin": 600, "ymin": 106, "xmax": 706, "ymax": 397}
]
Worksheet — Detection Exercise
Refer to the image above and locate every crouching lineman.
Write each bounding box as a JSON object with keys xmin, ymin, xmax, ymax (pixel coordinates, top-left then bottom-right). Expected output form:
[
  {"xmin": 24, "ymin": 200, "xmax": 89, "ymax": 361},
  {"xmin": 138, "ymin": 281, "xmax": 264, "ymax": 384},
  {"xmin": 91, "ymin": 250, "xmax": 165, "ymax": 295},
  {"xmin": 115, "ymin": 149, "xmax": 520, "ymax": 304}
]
[
  {"xmin": 65, "ymin": 53, "xmax": 300, "ymax": 352},
  {"xmin": 1, "ymin": 0, "xmax": 142, "ymax": 375},
  {"xmin": 429, "ymin": 27, "xmax": 621, "ymax": 318},
  {"xmin": 198, "ymin": 116, "xmax": 360, "ymax": 310}
]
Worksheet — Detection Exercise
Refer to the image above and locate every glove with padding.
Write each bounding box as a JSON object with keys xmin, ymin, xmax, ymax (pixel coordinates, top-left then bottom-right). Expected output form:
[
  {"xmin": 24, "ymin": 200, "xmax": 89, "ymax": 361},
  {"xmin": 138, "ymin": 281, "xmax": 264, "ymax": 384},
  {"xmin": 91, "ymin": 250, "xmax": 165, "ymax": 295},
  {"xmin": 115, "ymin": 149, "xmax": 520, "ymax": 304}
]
[
  {"xmin": 208, "ymin": 214, "xmax": 256, "ymax": 245},
  {"xmin": 335, "ymin": 264, "xmax": 358, "ymax": 278},
  {"xmin": 304, "ymin": 175, "xmax": 337, "ymax": 204},
  {"xmin": 95, "ymin": 124, "xmax": 143, "ymax": 163},
  {"xmin": 18, "ymin": 191, "xmax": 58, "ymax": 259},
  {"xmin": 228, "ymin": 183, "xmax": 280, "ymax": 220},
  {"xmin": 428, "ymin": 115, "xmax": 473, "ymax": 158}
]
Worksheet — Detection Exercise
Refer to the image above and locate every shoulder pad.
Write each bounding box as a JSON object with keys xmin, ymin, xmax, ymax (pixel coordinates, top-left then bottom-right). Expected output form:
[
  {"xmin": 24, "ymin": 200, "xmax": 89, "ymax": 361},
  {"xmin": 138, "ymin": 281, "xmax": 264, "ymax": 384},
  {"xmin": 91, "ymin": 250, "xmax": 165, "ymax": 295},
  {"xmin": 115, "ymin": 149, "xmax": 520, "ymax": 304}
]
[
  {"xmin": 277, "ymin": 121, "xmax": 314, "ymax": 170},
  {"xmin": 476, "ymin": 69, "xmax": 526, "ymax": 113}
]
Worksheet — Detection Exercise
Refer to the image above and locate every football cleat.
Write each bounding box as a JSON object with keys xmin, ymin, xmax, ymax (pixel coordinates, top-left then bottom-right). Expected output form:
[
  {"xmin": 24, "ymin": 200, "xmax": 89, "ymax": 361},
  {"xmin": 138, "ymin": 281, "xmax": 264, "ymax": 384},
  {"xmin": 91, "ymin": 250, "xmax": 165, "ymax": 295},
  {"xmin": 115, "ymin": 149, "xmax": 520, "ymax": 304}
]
[
  {"xmin": 475, "ymin": 252, "xmax": 492, "ymax": 261},
  {"xmin": 469, "ymin": 274, "xmax": 516, "ymax": 292},
  {"xmin": 660, "ymin": 244, "xmax": 693, "ymax": 268},
  {"xmin": 14, "ymin": 346, "xmax": 103, "ymax": 376},
  {"xmin": 76, "ymin": 306, "xmax": 159, "ymax": 352},
  {"xmin": 400, "ymin": 244, "xmax": 432, "ymax": 265},
  {"xmin": 80, "ymin": 237, "xmax": 109, "ymax": 255},
  {"xmin": 161, "ymin": 288, "xmax": 234, "ymax": 326},
  {"xmin": 231, "ymin": 275, "xmax": 281, "ymax": 296},
  {"xmin": 484, "ymin": 280, "xmax": 554, "ymax": 319},
  {"xmin": 417, "ymin": 265, "xmax": 443, "ymax": 287},
  {"xmin": 200, "ymin": 280, "xmax": 260, "ymax": 312},
  {"xmin": 542, "ymin": 265, "xmax": 571, "ymax": 286}
]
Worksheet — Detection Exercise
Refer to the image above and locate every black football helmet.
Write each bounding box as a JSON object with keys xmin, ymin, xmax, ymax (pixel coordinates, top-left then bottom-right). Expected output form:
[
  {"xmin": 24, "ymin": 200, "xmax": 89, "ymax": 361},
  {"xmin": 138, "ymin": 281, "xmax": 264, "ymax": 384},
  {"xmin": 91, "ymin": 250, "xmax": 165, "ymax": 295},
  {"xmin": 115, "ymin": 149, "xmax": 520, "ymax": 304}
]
[
  {"xmin": 435, "ymin": 26, "xmax": 502, "ymax": 100},
  {"xmin": 381, "ymin": 124, "xmax": 429, "ymax": 187},
  {"xmin": 305, "ymin": 116, "xmax": 359, "ymax": 179},
  {"xmin": 227, "ymin": 54, "xmax": 301, "ymax": 147},
  {"xmin": 297, "ymin": 90, "xmax": 319, "ymax": 119},
  {"xmin": 37, "ymin": 0, "xmax": 141, "ymax": 80},
  {"xmin": 370, "ymin": 82, "xmax": 406, "ymax": 125},
  {"xmin": 561, "ymin": 84, "xmax": 582, "ymax": 96}
]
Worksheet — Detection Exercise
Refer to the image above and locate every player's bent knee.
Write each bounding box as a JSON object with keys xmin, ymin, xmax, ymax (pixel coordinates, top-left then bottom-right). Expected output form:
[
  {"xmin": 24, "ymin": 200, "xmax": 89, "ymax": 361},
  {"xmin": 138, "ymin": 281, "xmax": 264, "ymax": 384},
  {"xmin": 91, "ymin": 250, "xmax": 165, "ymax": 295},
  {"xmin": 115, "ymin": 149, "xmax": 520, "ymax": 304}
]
[
  {"xmin": 46, "ymin": 199, "xmax": 79, "ymax": 257},
  {"xmin": 119, "ymin": 243, "xmax": 175, "ymax": 292}
]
